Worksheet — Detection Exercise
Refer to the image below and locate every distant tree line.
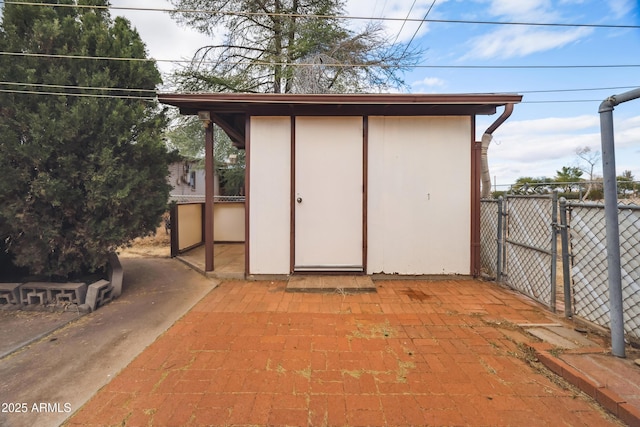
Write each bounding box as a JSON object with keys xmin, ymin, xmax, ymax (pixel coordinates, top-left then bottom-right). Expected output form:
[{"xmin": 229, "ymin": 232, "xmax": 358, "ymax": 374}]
[
  {"xmin": 494, "ymin": 169, "xmax": 637, "ymax": 200},
  {"xmin": 492, "ymin": 147, "xmax": 637, "ymax": 200}
]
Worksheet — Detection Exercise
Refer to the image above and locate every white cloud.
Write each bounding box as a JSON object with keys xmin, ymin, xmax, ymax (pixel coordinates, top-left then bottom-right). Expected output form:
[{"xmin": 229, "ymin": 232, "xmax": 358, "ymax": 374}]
[
  {"xmin": 111, "ymin": 0, "xmax": 226, "ymax": 78},
  {"xmin": 487, "ymin": 114, "xmax": 640, "ymax": 184},
  {"xmin": 464, "ymin": 25, "xmax": 593, "ymax": 59},
  {"xmin": 607, "ymin": 0, "xmax": 635, "ymax": 18},
  {"xmin": 614, "ymin": 115, "xmax": 640, "ymax": 148},
  {"xmin": 461, "ymin": 0, "xmax": 597, "ymax": 60},
  {"xmin": 500, "ymin": 115, "xmax": 599, "ymax": 134},
  {"xmin": 411, "ymin": 76, "xmax": 446, "ymax": 89},
  {"xmin": 345, "ymin": 0, "xmax": 451, "ymax": 43},
  {"xmin": 492, "ymin": 131, "xmax": 600, "ymax": 162},
  {"xmin": 487, "ymin": 0, "xmax": 557, "ymax": 21}
]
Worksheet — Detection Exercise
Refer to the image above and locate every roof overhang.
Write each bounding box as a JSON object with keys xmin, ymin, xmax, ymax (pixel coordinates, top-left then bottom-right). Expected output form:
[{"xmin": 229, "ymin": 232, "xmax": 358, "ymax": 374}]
[{"xmin": 158, "ymin": 93, "xmax": 523, "ymax": 149}]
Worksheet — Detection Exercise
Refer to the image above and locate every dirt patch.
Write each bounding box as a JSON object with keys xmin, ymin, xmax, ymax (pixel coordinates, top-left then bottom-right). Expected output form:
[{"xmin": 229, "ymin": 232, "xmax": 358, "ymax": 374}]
[{"xmin": 118, "ymin": 225, "xmax": 170, "ymax": 259}]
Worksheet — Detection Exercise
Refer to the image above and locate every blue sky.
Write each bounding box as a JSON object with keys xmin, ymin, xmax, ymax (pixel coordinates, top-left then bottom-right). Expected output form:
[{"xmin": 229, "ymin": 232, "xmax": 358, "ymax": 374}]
[{"xmin": 113, "ymin": 0, "xmax": 640, "ymax": 187}]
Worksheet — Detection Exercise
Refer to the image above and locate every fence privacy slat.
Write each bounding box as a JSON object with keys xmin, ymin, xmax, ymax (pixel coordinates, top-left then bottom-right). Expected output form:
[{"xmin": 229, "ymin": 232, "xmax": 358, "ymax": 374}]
[{"xmin": 481, "ymin": 197, "xmax": 640, "ymax": 343}]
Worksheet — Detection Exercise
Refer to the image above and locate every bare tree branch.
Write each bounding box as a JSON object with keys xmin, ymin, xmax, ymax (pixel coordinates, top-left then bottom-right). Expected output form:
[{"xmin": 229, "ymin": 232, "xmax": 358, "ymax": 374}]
[{"xmin": 170, "ymin": 0, "xmax": 423, "ymax": 93}]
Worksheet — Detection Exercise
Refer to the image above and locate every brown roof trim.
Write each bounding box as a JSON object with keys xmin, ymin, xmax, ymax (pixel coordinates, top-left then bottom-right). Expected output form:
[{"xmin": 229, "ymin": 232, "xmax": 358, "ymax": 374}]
[
  {"xmin": 158, "ymin": 93, "xmax": 522, "ymax": 116},
  {"xmin": 158, "ymin": 93, "xmax": 521, "ymax": 114},
  {"xmin": 159, "ymin": 92, "xmax": 522, "ymax": 105},
  {"xmin": 158, "ymin": 93, "xmax": 523, "ymax": 149}
]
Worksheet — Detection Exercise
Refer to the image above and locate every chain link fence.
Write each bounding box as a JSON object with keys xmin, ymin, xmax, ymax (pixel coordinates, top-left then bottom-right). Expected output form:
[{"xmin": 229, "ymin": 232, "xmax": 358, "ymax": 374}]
[
  {"xmin": 480, "ymin": 199, "xmax": 501, "ymax": 279},
  {"xmin": 565, "ymin": 201, "xmax": 640, "ymax": 341},
  {"xmin": 481, "ymin": 196, "xmax": 640, "ymax": 343},
  {"xmin": 504, "ymin": 195, "xmax": 558, "ymax": 311}
]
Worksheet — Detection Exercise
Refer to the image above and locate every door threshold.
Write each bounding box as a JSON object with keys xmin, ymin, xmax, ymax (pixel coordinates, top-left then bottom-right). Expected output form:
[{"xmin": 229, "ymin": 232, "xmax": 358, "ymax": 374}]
[{"xmin": 286, "ymin": 275, "xmax": 376, "ymax": 293}]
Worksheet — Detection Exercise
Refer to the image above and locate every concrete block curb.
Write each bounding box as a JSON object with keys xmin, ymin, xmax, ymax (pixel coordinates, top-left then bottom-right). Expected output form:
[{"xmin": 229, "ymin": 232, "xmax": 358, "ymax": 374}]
[
  {"xmin": 0, "ymin": 283, "xmax": 21, "ymax": 305},
  {"xmin": 531, "ymin": 345, "xmax": 640, "ymax": 427},
  {"xmin": 108, "ymin": 252, "xmax": 124, "ymax": 298},
  {"xmin": 86, "ymin": 279, "xmax": 113, "ymax": 311}
]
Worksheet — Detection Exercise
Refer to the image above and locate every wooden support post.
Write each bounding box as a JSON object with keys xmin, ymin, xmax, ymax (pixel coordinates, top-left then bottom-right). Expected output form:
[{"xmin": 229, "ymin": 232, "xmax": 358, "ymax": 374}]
[{"xmin": 203, "ymin": 113, "xmax": 215, "ymax": 272}]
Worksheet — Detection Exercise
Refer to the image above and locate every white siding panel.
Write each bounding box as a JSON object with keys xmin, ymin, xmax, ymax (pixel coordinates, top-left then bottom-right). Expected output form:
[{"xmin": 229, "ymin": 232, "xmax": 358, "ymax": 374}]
[
  {"xmin": 368, "ymin": 116, "xmax": 471, "ymax": 275},
  {"xmin": 249, "ymin": 117, "xmax": 291, "ymax": 274}
]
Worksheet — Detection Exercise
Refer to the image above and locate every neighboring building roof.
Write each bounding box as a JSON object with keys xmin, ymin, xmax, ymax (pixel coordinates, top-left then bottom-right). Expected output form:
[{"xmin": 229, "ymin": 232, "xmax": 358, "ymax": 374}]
[{"xmin": 157, "ymin": 92, "xmax": 523, "ymax": 148}]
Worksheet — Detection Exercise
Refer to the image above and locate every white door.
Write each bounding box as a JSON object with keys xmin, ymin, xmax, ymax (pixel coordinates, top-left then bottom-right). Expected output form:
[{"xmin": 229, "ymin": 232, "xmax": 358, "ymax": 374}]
[{"xmin": 294, "ymin": 117, "xmax": 363, "ymax": 271}]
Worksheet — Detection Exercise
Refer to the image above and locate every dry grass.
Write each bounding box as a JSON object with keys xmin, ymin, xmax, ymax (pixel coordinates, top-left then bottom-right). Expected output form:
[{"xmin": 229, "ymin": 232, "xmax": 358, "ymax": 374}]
[{"xmin": 118, "ymin": 225, "xmax": 170, "ymax": 258}]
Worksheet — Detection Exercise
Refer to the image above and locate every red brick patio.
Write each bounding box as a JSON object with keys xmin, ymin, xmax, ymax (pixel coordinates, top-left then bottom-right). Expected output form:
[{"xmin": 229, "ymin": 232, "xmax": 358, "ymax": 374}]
[{"xmin": 64, "ymin": 279, "xmax": 623, "ymax": 426}]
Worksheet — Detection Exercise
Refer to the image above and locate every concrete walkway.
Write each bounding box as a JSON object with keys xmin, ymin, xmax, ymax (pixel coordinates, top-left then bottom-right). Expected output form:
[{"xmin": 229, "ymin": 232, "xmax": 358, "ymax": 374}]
[
  {"xmin": 0, "ymin": 257, "xmax": 216, "ymax": 427},
  {"xmin": 57, "ymin": 277, "xmax": 638, "ymax": 426}
]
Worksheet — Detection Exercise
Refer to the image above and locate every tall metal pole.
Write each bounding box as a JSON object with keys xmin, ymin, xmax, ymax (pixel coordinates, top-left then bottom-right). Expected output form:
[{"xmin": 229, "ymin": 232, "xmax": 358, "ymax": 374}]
[{"xmin": 598, "ymin": 87, "xmax": 640, "ymax": 358}]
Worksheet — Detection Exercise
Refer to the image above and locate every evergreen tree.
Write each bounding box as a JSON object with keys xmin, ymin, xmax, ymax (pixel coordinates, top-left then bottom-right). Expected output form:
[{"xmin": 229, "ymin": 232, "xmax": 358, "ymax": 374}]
[
  {"xmin": 0, "ymin": 0, "xmax": 172, "ymax": 278},
  {"xmin": 554, "ymin": 166, "xmax": 583, "ymax": 193},
  {"xmin": 617, "ymin": 170, "xmax": 636, "ymax": 196}
]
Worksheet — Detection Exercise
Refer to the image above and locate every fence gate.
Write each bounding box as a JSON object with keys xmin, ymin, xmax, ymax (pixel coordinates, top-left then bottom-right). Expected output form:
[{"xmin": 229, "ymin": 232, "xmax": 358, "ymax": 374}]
[{"xmin": 503, "ymin": 194, "xmax": 558, "ymax": 311}]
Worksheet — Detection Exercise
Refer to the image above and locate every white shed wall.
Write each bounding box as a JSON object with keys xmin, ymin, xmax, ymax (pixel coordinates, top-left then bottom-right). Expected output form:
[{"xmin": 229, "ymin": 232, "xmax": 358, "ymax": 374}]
[
  {"xmin": 248, "ymin": 117, "xmax": 291, "ymax": 274},
  {"xmin": 367, "ymin": 116, "xmax": 472, "ymax": 275}
]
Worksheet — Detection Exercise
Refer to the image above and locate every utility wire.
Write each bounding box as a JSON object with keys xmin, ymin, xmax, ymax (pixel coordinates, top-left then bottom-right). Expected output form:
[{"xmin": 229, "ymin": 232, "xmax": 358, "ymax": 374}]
[
  {"xmin": 0, "ymin": 51, "xmax": 167, "ymax": 63},
  {"xmin": 1, "ymin": 51, "xmax": 639, "ymax": 69},
  {"xmin": 3, "ymin": 1, "xmax": 640, "ymax": 29},
  {"xmin": 392, "ymin": 0, "xmax": 418, "ymax": 45},
  {"xmin": 4, "ymin": 80, "xmax": 635, "ymax": 97},
  {"xmin": 516, "ymin": 85, "xmax": 640, "ymax": 94},
  {"xmin": 0, "ymin": 81, "xmax": 157, "ymax": 94},
  {"xmin": 0, "ymin": 88, "xmax": 155, "ymax": 100},
  {"xmin": 2, "ymin": 85, "xmax": 639, "ymax": 105},
  {"xmin": 401, "ymin": 0, "xmax": 437, "ymax": 57}
]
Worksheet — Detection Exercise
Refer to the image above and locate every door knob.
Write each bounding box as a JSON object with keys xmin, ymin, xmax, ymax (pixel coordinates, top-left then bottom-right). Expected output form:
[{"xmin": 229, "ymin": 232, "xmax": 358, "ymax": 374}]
[{"xmin": 297, "ymin": 197, "xmax": 302, "ymax": 203}]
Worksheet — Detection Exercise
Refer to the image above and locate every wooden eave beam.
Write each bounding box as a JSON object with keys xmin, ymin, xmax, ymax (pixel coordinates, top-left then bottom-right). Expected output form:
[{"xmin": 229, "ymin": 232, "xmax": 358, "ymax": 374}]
[{"xmin": 211, "ymin": 112, "xmax": 246, "ymax": 149}]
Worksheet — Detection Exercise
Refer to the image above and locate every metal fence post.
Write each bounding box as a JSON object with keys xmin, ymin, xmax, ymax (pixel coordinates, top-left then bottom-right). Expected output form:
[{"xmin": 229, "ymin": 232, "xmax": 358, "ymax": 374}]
[
  {"xmin": 550, "ymin": 192, "xmax": 558, "ymax": 313},
  {"xmin": 496, "ymin": 197, "xmax": 504, "ymax": 282},
  {"xmin": 559, "ymin": 198, "xmax": 572, "ymax": 318}
]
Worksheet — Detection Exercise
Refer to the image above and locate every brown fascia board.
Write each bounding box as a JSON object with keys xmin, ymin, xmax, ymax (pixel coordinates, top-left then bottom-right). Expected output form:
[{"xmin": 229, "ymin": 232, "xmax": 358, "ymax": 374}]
[
  {"xmin": 158, "ymin": 93, "xmax": 523, "ymax": 149},
  {"xmin": 158, "ymin": 93, "xmax": 523, "ymax": 117}
]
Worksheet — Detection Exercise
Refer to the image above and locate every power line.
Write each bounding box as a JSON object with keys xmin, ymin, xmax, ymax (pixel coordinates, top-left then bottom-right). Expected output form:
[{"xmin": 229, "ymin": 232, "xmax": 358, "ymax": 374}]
[
  {"xmin": 0, "ymin": 51, "xmax": 164, "ymax": 63},
  {"xmin": 2, "ymin": 51, "xmax": 639, "ymax": 69},
  {"xmin": 521, "ymin": 99, "xmax": 606, "ymax": 104},
  {"xmin": 516, "ymin": 85, "xmax": 640, "ymax": 94},
  {"xmin": 2, "ymin": 84, "xmax": 639, "ymax": 105},
  {"xmin": 0, "ymin": 81, "xmax": 640, "ymax": 95},
  {"xmin": 402, "ymin": 0, "xmax": 437, "ymax": 57},
  {"xmin": 3, "ymin": 79, "xmax": 636, "ymax": 97},
  {"xmin": 0, "ymin": 88, "xmax": 155, "ymax": 101},
  {"xmin": 0, "ymin": 81, "xmax": 157, "ymax": 94},
  {"xmin": 392, "ymin": 0, "xmax": 418, "ymax": 45},
  {"xmin": 4, "ymin": 1, "xmax": 639, "ymax": 30}
]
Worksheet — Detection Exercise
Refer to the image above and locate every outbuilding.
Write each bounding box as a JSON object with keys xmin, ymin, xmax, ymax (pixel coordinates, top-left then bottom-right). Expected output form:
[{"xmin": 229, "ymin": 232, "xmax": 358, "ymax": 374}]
[{"xmin": 158, "ymin": 93, "xmax": 522, "ymax": 278}]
